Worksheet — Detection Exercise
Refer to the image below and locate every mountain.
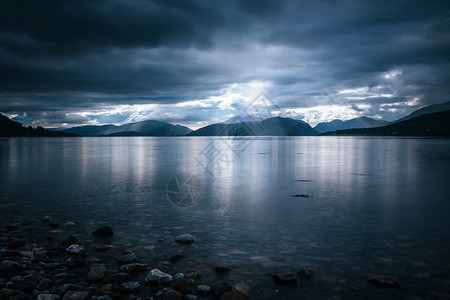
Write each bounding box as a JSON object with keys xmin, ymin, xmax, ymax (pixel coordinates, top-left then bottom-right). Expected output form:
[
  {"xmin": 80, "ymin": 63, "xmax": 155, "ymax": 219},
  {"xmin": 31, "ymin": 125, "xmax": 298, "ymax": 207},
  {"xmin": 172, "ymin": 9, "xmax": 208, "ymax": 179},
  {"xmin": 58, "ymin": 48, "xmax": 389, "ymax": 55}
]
[
  {"xmin": 222, "ymin": 115, "xmax": 264, "ymax": 124},
  {"xmin": 314, "ymin": 117, "xmax": 389, "ymax": 133},
  {"xmin": 395, "ymin": 100, "xmax": 450, "ymax": 122},
  {"xmin": 322, "ymin": 109, "xmax": 450, "ymax": 136},
  {"xmin": 61, "ymin": 120, "xmax": 192, "ymax": 136},
  {"xmin": 189, "ymin": 117, "xmax": 318, "ymax": 136},
  {"xmin": 0, "ymin": 114, "xmax": 78, "ymax": 137}
]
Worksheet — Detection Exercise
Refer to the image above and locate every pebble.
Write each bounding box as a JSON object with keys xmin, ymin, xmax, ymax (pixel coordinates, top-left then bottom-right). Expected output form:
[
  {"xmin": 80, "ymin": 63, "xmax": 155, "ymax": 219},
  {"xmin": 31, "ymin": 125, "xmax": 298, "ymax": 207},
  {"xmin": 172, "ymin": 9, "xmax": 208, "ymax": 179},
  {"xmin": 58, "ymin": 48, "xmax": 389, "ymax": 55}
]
[
  {"xmin": 214, "ymin": 266, "xmax": 231, "ymax": 274},
  {"xmin": 174, "ymin": 234, "xmax": 195, "ymax": 244},
  {"xmin": 37, "ymin": 278, "xmax": 53, "ymax": 291},
  {"xmin": 173, "ymin": 273, "xmax": 185, "ymax": 281},
  {"xmin": 87, "ymin": 265, "xmax": 107, "ymax": 283},
  {"xmin": 121, "ymin": 281, "xmax": 140, "ymax": 293},
  {"xmin": 145, "ymin": 269, "xmax": 173, "ymax": 285},
  {"xmin": 60, "ymin": 235, "xmax": 78, "ymax": 246},
  {"xmin": 197, "ymin": 284, "xmax": 211, "ymax": 296},
  {"xmin": 37, "ymin": 294, "xmax": 60, "ymax": 300},
  {"xmin": 163, "ymin": 289, "xmax": 183, "ymax": 300},
  {"xmin": 65, "ymin": 244, "xmax": 85, "ymax": 254},
  {"xmin": 0, "ymin": 260, "xmax": 24, "ymax": 278},
  {"xmin": 61, "ymin": 291, "xmax": 89, "ymax": 300},
  {"xmin": 43, "ymin": 262, "xmax": 61, "ymax": 269},
  {"xmin": 118, "ymin": 252, "xmax": 137, "ymax": 264}
]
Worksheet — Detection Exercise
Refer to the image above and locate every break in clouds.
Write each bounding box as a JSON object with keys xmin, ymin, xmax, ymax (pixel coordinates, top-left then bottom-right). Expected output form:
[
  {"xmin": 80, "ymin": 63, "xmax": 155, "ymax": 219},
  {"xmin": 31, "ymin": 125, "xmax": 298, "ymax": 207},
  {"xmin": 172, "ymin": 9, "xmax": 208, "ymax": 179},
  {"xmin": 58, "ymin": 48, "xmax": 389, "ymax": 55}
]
[{"xmin": 1, "ymin": 0, "xmax": 449, "ymax": 128}]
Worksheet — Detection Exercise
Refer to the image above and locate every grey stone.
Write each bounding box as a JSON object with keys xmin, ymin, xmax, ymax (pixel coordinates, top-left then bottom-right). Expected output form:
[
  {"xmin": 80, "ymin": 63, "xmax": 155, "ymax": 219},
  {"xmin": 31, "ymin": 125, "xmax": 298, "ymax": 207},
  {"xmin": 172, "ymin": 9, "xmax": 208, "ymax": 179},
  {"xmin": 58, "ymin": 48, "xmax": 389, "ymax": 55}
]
[{"xmin": 174, "ymin": 234, "xmax": 195, "ymax": 244}]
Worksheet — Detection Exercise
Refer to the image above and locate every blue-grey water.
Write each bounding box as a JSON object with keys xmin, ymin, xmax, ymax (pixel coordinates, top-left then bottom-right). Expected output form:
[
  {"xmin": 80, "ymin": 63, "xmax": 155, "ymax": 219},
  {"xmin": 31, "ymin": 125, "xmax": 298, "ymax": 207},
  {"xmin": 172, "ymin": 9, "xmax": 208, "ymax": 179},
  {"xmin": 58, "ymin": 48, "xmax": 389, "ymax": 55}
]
[{"xmin": 1, "ymin": 137, "xmax": 450, "ymax": 299}]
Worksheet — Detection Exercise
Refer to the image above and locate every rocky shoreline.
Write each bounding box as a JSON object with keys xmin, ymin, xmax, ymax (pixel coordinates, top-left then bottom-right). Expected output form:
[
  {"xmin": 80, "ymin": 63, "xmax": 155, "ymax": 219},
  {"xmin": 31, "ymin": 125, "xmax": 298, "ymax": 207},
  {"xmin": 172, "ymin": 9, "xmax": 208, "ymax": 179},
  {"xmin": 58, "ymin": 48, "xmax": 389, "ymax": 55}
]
[{"xmin": 0, "ymin": 216, "xmax": 401, "ymax": 300}]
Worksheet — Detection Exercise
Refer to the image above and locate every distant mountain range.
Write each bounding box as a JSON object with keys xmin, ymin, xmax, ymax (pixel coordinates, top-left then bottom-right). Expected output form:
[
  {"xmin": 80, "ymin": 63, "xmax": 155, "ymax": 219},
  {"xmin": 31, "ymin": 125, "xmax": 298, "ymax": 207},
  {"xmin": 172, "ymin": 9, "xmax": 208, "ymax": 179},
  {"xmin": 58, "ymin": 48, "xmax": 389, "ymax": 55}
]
[
  {"xmin": 322, "ymin": 109, "xmax": 450, "ymax": 136},
  {"xmin": 58, "ymin": 120, "xmax": 192, "ymax": 136},
  {"xmin": 189, "ymin": 117, "xmax": 318, "ymax": 136},
  {"xmin": 0, "ymin": 114, "xmax": 78, "ymax": 137},
  {"xmin": 2, "ymin": 100, "xmax": 450, "ymax": 137},
  {"xmin": 314, "ymin": 117, "xmax": 389, "ymax": 133}
]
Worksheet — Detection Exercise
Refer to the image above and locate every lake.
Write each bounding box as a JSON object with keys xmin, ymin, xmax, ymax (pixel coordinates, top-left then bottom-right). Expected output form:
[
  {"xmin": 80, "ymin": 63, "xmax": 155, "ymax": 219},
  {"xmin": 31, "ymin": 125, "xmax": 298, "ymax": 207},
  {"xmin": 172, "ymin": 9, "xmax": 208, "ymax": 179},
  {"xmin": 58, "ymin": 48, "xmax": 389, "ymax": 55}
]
[{"xmin": 1, "ymin": 137, "xmax": 449, "ymax": 299}]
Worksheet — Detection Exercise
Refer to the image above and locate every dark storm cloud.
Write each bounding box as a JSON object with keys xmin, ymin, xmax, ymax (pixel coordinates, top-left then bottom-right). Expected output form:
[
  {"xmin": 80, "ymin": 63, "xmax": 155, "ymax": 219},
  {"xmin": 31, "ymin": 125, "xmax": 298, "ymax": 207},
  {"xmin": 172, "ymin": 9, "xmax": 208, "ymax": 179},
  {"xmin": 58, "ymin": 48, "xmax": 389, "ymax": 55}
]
[{"xmin": 0, "ymin": 0, "xmax": 449, "ymax": 126}]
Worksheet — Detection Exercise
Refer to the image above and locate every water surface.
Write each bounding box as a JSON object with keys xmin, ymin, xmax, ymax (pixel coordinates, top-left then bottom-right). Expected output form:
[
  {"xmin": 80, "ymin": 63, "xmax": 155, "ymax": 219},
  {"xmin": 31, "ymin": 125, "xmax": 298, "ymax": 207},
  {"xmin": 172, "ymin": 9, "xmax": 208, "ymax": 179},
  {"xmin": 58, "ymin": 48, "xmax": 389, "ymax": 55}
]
[{"xmin": 1, "ymin": 137, "xmax": 449, "ymax": 299}]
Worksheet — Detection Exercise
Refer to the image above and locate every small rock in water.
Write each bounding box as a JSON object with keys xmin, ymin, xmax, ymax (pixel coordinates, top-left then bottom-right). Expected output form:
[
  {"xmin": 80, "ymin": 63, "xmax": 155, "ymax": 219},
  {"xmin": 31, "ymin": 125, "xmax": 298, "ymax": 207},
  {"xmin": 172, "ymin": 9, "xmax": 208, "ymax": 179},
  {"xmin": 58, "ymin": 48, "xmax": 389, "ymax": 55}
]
[
  {"xmin": 174, "ymin": 234, "xmax": 195, "ymax": 244},
  {"xmin": 37, "ymin": 294, "xmax": 60, "ymax": 300},
  {"xmin": 163, "ymin": 289, "xmax": 183, "ymax": 300},
  {"xmin": 65, "ymin": 244, "xmax": 85, "ymax": 254},
  {"xmin": 120, "ymin": 263, "xmax": 148, "ymax": 274},
  {"xmin": 272, "ymin": 273, "xmax": 297, "ymax": 284},
  {"xmin": 117, "ymin": 252, "xmax": 137, "ymax": 264},
  {"xmin": 145, "ymin": 268, "xmax": 173, "ymax": 285},
  {"xmin": 197, "ymin": 285, "xmax": 211, "ymax": 296},
  {"xmin": 61, "ymin": 291, "xmax": 89, "ymax": 300},
  {"xmin": 219, "ymin": 289, "xmax": 250, "ymax": 300},
  {"xmin": 87, "ymin": 265, "xmax": 107, "ymax": 283},
  {"xmin": 367, "ymin": 275, "xmax": 401, "ymax": 287},
  {"xmin": 60, "ymin": 235, "xmax": 78, "ymax": 245},
  {"xmin": 211, "ymin": 281, "xmax": 232, "ymax": 298},
  {"xmin": 173, "ymin": 273, "xmax": 185, "ymax": 281},
  {"xmin": 297, "ymin": 269, "xmax": 315, "ymax": 279},
  {"xmin": 64, "ymin": 222, "xmax": 75, "ymax": 227},
  {"xmin": 292, "ymin": 194, "xmax": 311, "ymax": 198},
  {"xmin": 169, "ymin": 254, "xmax": 183, "ymax": 264},
  {"xmin": 41, "ymin": 216, "xmax": 53, "ymax": 222},
  {"xmin": 37, "ymin": 278, "xmax": 53, "ymax": 291},
  {"xmin": 92, "ymin": 226, "xmax": 114, "ymax": 237},
  {"xmin": 214, "ymin": 266, "xmax": 231, "ymax": 274},
  {"xmin": 120, "ymin": 281, "xmax": 140, "ymax": 293}
]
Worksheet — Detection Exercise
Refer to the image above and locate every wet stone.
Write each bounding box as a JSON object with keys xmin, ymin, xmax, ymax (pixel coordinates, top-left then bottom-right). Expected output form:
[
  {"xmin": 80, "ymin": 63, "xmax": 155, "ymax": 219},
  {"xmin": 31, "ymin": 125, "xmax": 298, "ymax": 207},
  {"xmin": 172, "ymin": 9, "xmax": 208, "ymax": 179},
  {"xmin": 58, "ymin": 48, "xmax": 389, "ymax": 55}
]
[
  {"xmin": 163, "ymin": 289, "xmax": 183, "ymax": 300},
  {"xmin": 13, "ymin": 279, "xmax": 36, "ymax": 293},
  {"xmin": 272, "ymin": 273, "xmax": 297, "ymax": 284},
  {"xmin": 117, "ymin": 273, "xmax": 133, "ymax": 284},
  {"xmin": 87, "ymin": 265, "xmax": 107, "ymax": 283},
  {"xmin": 37, "ymin": 294, "xmax": 60, "ymax": 300},
  {"xmin": 367, "ymin": 275, "xmax": 401, "ymax": 287},
  {"xmin": 43, "ymin": 262, "xmax": 61, "ymax": 269},
  {"xmin": 92, "ymin": 226, "xmax": 114, "ymax": 237},
  {"xmin": 65, "ymin": 244, "xmax": 85, "ymax": 255},
  {"xmin": 61, "ymin": 291, "xmax": 89, "ymax": 300},
  {"xmin": 60, "ymin": 235, "xmax": 78, "ymax": 246},
  {"xmin": 211, "ymin": 281, "xmax": 232, "ymax": 298},
  {"xmin": 174, "ymin": 234, "xmax": 195, "ymax": 245},
  {"xmin": 117, "ymin": 252, "xmax": 137, "ymax": 265},
  {"xmin": 93, "ymin": 245, "xmax": 115, "ymax": 252},
  {"xmin": 197, "ymin": 285, "xmax": 211, "ymax": 296},
  {"xmin": 214, "ymin": 266, "xmax": 231, "ymax": 275},
  {"xmin": 219, "ymin": 289, "xmax": 249, "ymax": 300},
  {"xmin": 0, "ymin": 260, "xmax": 24, "ymax": 278},
  {"xmin": 119, "ymin": 263, "xmax": 148, "ymax": 274},
  {"xmin": 145, "ymin": 269, "xmax": 173, "ymax": 285},
  {"xmin": 120, "ymin": 281, "xmax": 140, "ymax": 293},
  {"xmin": 173, "ymin": 273, "xmax": 184, "ymax": 281},
  {"xmin": 297, "ymin": 269, "xmax": 315, "ymax": 279}
]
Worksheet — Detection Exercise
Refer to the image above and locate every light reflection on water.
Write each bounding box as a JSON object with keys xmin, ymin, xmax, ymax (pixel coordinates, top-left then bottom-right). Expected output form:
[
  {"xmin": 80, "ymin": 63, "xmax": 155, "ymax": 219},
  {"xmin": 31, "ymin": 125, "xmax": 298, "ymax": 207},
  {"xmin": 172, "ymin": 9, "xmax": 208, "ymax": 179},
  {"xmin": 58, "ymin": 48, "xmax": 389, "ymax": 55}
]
[{"xmin": 0, "ymin": 137, "xmax": 450, "ymax": 299}]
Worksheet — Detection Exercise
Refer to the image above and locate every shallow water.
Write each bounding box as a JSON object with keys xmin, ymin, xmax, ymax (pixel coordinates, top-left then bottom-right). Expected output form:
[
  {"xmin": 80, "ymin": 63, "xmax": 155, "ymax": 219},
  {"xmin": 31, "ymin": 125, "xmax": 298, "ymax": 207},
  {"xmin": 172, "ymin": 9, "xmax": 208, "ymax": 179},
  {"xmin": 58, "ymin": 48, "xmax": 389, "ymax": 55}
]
[{"xmin": 1, "ymin": 136, "xmax": 450, "ymax": 299}]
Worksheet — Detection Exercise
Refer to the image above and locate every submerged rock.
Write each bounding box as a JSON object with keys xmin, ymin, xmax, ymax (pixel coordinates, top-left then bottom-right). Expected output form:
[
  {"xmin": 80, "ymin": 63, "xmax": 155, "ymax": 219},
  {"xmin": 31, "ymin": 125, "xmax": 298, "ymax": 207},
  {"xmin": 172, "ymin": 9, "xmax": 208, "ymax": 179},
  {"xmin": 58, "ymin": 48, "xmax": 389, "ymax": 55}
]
[
  {"xmin": 60, "ymin": 235, "xmax": 78, "ymax": 246},
  {"xmin": 117, "ymin": 252, "xmax": 137, "ymax": 264},
  {"xmin": 368, "ymin": 275, "xmax": 401, "ymax": 287},
  {"xmin": 298, "ymin": 269, "xmax": 315, "ymax": 279},
  {"xmin": 174, "ymin": 234, "xmax": 195, "ymax": 244},
  {"xmin": 197, "ymin": 285, "xmax": 211, "ymax": 296},
  {"xmin": 92, "ymin": 226, "xmax": 114, "ymax": 237},
  {"xmin": 272, "ymin": 273, "xmax": 297, "ymax": 284},
  {"xmin": 87, "ymin": 265, "xmax": 107, "ymax": 283},
  {"xmin": 61, "ymin": 291, "xmax": 89, "ymax": 300},
  {"xmin": 169, "ymin": 254, "xmax": 183, "ymax": 264},
  {"xmin": 120, "ymin": 263, "xmax": 148, "ymax": 274},
  {"xmin": 145, "ymin": 269, "xmax": 173, "ymax": 285},
  {"xmin": 214, "ymin": 266, "xmax": 231, "ymax": 274},
  {"xmin": 211, "ymin": 281, "xmax": 232, "ymax": 298}
]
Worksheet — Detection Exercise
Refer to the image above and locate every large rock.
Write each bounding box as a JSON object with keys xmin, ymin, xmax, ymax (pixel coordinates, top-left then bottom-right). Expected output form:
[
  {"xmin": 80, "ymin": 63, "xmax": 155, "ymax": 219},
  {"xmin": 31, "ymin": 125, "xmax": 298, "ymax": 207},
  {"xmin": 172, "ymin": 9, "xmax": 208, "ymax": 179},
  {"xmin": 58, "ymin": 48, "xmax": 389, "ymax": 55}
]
[
  {"xmin": 219, "ymin": 289, "xmax": 249, "ymax": 300},
  {"xmin": 174, "ymin": 234, "xmax": 195, "ymax": 244},
  {"xmin": 211, "ymin": 281, "xmax": 232, "ymax": 298},
  {"xmin": 87, "ymin": 265, "xmax": 107, "ymax": 283},
  {"xmin": 145, "ymin": 269, "xmax": 173, "ymax": 285},
  {"xmin": 0, "ymin": 260, "xmax": 24, "ymax": 278},
  {"xmin": 368, "ymin": 275, "xmax": 401, "ymax": 287},
  {"xmin": 92, "ymin": 226, "xmax": 114, "ymax": 237}
]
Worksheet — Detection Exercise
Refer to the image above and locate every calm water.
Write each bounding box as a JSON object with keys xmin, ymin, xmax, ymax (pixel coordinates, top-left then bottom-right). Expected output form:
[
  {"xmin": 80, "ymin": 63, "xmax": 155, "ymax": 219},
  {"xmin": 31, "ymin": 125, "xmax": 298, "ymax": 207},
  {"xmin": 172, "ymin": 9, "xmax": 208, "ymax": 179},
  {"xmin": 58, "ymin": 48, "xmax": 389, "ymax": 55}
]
[{"xmin": 1, "ymin": 137, "xmax": 450, "ymax": 299}]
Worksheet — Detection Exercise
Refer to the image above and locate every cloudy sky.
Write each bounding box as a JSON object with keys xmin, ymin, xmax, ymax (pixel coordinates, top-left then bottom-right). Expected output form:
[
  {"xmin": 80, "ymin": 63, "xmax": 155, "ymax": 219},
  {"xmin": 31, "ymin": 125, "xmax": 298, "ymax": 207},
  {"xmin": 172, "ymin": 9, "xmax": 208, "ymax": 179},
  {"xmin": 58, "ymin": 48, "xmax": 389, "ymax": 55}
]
[{"xmin": 0, "ymin": 0, "xmax": 449, "ymax": 129}]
